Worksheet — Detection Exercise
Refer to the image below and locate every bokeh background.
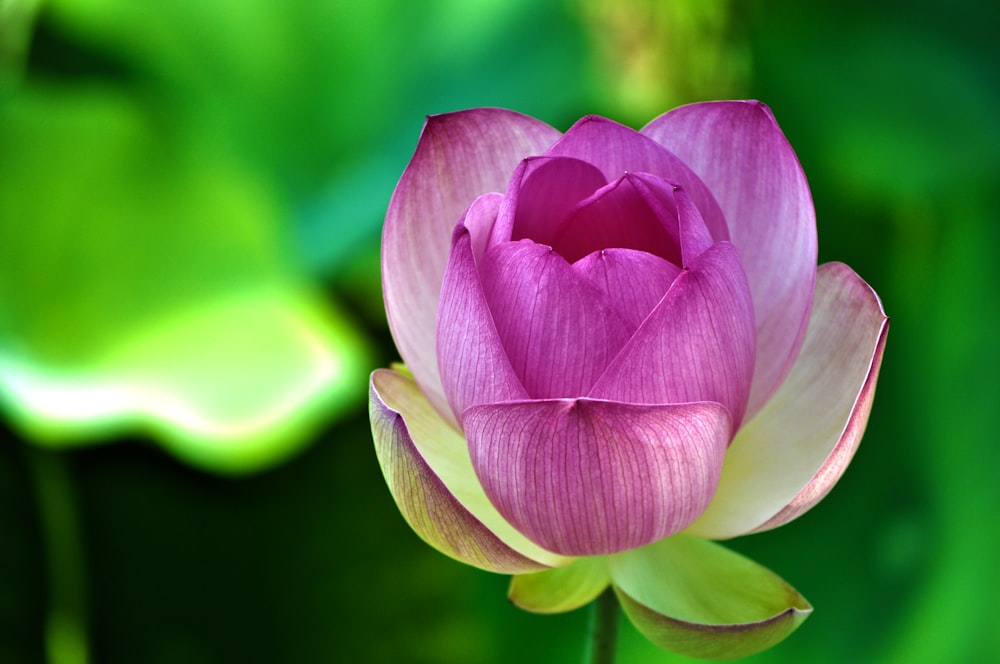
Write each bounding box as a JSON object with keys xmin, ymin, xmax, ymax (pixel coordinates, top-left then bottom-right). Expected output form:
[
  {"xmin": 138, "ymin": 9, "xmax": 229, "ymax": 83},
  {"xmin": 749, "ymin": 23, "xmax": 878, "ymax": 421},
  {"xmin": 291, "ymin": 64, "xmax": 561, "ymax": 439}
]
[{"xmin": 1, "ymin": 0, "xmax": 998, "ymax": 662}]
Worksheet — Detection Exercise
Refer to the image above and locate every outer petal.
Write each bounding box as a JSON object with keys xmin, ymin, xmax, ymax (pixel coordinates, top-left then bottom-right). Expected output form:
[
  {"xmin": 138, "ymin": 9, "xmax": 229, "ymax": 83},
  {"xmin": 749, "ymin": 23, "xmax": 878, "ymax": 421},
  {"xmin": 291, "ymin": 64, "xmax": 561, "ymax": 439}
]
[
  {"xmin": 383, "ymin": 109, "xmax": 561, "ymax": 420},
  {"xmin": 437, "ymin": 225, "xmax": 529, "ymax": 417},
  {"xmin": 589, "ymin": 242, "xmax": 755, "ymax": 427},
  {"xmin": 643, "ymin": 101, "xmax": 818, "ymax": 417},
  {"xmin": 545, "ymin": 115, "xmax": 730, "ymax": 245},
  {"xmin": 608, "ymin": 536, "xmax": 812, "ymax": 660},
  {"xmin": 508, "ymin": 556, "xmax": 610, "ymax": 614},
  {"xmin": 498, "ymin": 156, "xmax": 608, "ymax": 250},
  {"xmin": 463, "ymin": 398, "xmax": 731, "ymax": 556},
  {"xmin": 369, "ymin": 368, "xmax": 568, "ymax": 573},
  {"xmin": 686, "ymin": 262, "xmax": 888, "ymax": 539}
]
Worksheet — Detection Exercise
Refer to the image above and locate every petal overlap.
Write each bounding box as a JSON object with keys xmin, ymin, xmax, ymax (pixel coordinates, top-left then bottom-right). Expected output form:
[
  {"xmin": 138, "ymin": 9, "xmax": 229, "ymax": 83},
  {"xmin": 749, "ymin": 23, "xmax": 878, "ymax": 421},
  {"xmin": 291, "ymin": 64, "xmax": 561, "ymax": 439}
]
[
  {"xmin": 572, "ymin": 249, "xmax": 681, "ymax": 332},
  {"xmin": 437, "ymin": 225, "xmax": 529, "ymax": 418},
  {"xmin": 384, "ymin": 109, "xmax": 561, "ymax": 420},
  {"xmin": 546, "ymin": 115, "xmax": 731, "ymax": 244},
  {"xmin": 500, "ymin": 156, "xmax": 608, "ymax": 250},
  {"xmin": 686, "ymin": 262, "xmax": 888, "ymax": 539},
  {"xmin": 479, "ymin": 241, "xmax": 634, "ymax": 399},
  {"xmin": 463, "ymin": 398, "xmax": 731, "ymax": 556},
  {"xmin": 553, "ymin": 174, "xmax": 679, "ymax": 264},
  {"xmin": 644, "ymin": 101, "xmax": 818, "ymax": 417},
  {"xmin": 589, "ymin": 241, "xmax": 755, "ymax": 426},
  {"xmin": 369, "ymin": 368, "xmax": 568, "ymax": 573}
]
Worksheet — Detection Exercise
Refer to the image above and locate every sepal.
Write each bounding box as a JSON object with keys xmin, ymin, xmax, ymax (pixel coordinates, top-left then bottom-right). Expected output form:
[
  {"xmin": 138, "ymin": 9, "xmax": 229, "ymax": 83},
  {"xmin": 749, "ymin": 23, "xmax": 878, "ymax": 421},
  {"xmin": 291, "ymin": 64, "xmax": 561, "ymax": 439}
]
[
  {"xmin": 608, "ymin": 536, "xmax": 811, "ymax": 660},
  {"xmin": 509, "ymin": 556, "xmax": 610, "ymax": 614}
]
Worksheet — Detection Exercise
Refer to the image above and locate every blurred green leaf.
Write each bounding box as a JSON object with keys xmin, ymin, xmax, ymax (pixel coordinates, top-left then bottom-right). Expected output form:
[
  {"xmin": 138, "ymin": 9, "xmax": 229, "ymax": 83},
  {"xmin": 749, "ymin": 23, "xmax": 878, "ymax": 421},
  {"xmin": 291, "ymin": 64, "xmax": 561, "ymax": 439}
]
[{"xmin": 0, "ymin": 82, "xmax": 370, "ymax": 472}]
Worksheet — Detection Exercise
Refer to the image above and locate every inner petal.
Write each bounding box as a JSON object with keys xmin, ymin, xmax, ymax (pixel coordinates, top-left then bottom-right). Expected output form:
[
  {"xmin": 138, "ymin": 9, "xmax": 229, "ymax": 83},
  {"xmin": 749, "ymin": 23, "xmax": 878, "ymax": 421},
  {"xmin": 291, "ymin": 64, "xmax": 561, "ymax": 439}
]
[
  {"xmin": 588, "ymin": 241, "xmax": 756, "ymax": 428},
  {"xmin": 552, "ymin": 174, "xmax": 682, "ymax": 264},
  {"xmin": 625, "ymin": 174, "xmax": 715, "ymax": 265},
  {"xmin": 572, "ymin": 248, "xmax": 682, "ymax": 333},
  {"xmin": 544, "ymin": 114, "xmax": 730, "ymax": 245},
  {"xmin": 479, "ymin": 240, "xmax": 633, "ymax": 399},
  {"xmin": 503, "ymin": 156, "xmax": 608, "ymax": 249}
]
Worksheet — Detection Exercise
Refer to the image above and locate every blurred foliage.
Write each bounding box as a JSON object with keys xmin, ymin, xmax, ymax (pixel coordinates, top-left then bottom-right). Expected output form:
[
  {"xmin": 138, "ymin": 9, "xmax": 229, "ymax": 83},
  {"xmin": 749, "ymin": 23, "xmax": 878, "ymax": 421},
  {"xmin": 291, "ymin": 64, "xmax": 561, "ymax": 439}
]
[
  {"xmin": 578, "ymin": 0, "xmax": 751, "ymax": 127},
  {"xmin": 1, "ymin": 0, "xmax": 998, "ymax": 662},
  {"xmin": 0, "ymin": 0, "xmax": 382, "ymax": 472}
]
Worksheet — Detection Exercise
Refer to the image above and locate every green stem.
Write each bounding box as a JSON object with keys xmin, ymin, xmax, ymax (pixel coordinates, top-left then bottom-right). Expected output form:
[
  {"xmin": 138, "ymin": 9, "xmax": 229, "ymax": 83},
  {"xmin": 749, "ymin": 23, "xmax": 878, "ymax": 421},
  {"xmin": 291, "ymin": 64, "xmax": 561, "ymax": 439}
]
[
  {"xmin": 27, "ymin": 446, "xmax": 89, "ymax": 664},
  {"xmin": 585, "ymin": 589, "xmax": 619, "ymax": 664}
]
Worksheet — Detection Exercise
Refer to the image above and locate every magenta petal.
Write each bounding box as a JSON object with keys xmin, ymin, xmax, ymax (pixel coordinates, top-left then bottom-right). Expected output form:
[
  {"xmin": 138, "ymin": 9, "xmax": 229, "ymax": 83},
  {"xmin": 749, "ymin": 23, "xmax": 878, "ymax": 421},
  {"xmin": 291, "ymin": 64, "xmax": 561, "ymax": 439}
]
[
  {"xmin": 589, "ymin": 242, "xmax": 755, "ymax": 427},
  {"xmin": 644, "ymin": 101, "xmax": 817, "ymax": 417},
  {"xmin": 463, "ymin": 398, "xmax": 731, "ymax": 555},
  {"xmin": 438, "ymin": 226, "xmax": 529, "ymax": 418},
  {"xmin": 499, "ymin": 156, "xmax": 608, "ymax": 250},
  {"xmin": 620, "ymin": 174, "xmax": 715, "ymax": 265},
  {"xmin": 479, "ymin": 241, "xmax": 633, "ymax": 399},
  {"xmin": 384, "ymin": 109, "xmax": 561, "ymax": 420},
  {"xmin": 671, "ymin": 185, "xmax": 716, "ymax": 263},
  {"xmin": 572, "ymin": 249, "xmax": 681, "ymax": 332},
  {"xmin": 545, "ymin": 115, "xmax": 730, "ymax": 244},
  {"xmin": 462, "ymin": 193, "xmax": 504, "ymax": 265},
  {"xmin": 553, "ymin": 174, "xmax": 680, "ymax": 264}
]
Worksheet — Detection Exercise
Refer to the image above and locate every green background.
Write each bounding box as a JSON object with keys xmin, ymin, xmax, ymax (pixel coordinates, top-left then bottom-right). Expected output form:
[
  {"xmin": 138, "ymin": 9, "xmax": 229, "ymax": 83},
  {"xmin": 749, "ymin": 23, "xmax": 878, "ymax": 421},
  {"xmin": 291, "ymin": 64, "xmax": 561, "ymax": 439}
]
[{"xmin": 2, "ymin": 0, "xmax": 998, "ymax": 662}]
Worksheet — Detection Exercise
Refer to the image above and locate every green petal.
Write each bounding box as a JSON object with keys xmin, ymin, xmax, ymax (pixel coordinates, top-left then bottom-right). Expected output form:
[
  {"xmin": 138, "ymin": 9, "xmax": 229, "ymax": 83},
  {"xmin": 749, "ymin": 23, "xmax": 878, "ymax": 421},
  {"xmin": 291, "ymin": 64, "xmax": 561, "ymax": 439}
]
[
  {"xmin": 509, "ymin": 556, "xmax": 610, "ymax": 614},
  {"xmin": 369, "ymin": 368, "xmax": 570, "ymax": 573},
  {"xmin": 608, "ymin": 536, "xmax": 812, "ymax": 660}
]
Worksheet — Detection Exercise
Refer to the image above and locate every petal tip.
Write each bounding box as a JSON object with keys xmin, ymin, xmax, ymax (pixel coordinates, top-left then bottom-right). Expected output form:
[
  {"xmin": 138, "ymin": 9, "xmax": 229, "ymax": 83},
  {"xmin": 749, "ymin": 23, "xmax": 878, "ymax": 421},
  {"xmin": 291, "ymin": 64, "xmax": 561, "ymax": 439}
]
[{"xmin": 616, "ymin": 589, "xmax": 811, "ymax": 660}]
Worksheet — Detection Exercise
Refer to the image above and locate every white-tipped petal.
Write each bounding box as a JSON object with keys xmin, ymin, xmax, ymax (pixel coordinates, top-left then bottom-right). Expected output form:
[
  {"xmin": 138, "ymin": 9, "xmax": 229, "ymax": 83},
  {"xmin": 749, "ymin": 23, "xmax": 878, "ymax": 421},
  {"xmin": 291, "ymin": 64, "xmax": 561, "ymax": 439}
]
[
  {"xmin": 687, "ymin": 263, "xmax": 888, "ymax": 539},
  {"xmin": 369, "ymin": 368, "xmax": 569, "ymax": 573}
]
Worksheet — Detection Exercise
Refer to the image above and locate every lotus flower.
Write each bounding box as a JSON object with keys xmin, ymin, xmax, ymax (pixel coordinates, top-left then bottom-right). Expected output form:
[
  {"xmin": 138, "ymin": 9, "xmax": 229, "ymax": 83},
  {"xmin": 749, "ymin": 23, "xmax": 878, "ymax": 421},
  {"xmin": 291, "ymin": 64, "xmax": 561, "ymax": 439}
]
[{"xmin": 369, "ymin": 101, "xmax": 887, "ymax": 659}]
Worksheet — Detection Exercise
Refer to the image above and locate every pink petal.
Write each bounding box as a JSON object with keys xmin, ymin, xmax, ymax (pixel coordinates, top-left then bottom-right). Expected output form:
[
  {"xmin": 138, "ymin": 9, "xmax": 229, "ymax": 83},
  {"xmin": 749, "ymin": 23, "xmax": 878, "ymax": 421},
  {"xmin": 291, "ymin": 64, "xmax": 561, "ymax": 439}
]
[
  {"xmin": 462, "ymin": 192, "xmax": 504, "ymax": 265},
  {"xmin": 685, "ymin": 263, "xmax": 888, "ymax": 539},
  {"xmin": 572, "ymin": 249, "xmax": 681, "ymax": 332},
  {"xmin": 495, "ymin": 156, "xmax": 607, "ymax": 250},
  {"xmin": 608, "ymin": 174, "xmax": 716, "ymax": 265},
  {"xmin": 670, "ymin": 182, "xmax": 716, "ymax": 263},
  {"xmin": 589, "ymin": 242, "xmax": 755, "ymax": 427},
  {"xmin": 479, "ymin": 241, "xmax": 634, "ymax": 399},
  {"xmin": 369, "ymin": 369, "xmax": 568, "ymax": 573},
  {"xmin": 384, "ymin": 109, "xmax": 561, "ymax": 421},
  {"xmin": 545, "ymin": 115, "xmax": 730, "ymax": 245},
  {"xmin": 437, "ymin": 225, "xmax": 528, "ymax": 419},
  {"xmin": 643, "ymin": 101, "xmax": 818, "ymax": 418},
  {"xmin": 552, "ymin": 174, "xmax": 679, "ymax": 264},
  {"xmin": 463, "ymin": 398, "xmax": 731, "ymax": 556}
]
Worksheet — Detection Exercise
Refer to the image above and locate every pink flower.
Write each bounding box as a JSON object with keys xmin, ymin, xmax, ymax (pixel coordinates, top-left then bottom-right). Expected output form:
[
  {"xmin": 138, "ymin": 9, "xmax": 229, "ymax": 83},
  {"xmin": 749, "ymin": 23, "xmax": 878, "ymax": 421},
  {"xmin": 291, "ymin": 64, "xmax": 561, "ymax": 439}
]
[{"xmin": 370, "ymin": 102, "xmax": 887, "ymax": 659}]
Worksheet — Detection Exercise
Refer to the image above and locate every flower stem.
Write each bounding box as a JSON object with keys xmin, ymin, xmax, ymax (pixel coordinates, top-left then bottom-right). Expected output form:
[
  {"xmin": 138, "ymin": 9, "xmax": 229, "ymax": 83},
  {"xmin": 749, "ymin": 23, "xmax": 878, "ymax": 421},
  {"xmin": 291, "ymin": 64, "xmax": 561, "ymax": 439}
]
[
  {"xmin": 27, "ymin": 446, "xmax": 89, "ymax": 664},
  {"xmin": 584, "ymin": 588, "xmax": 619, "ymax": 664}
]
